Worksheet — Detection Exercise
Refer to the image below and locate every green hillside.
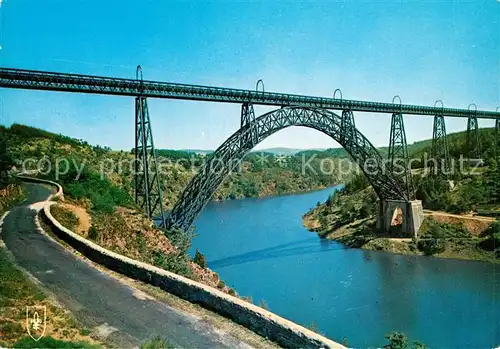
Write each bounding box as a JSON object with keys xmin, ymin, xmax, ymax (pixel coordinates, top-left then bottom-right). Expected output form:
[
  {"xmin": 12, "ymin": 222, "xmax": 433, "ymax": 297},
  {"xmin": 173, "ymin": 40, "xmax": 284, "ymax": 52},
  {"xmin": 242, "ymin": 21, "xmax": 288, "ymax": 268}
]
[
  {"xmin": 2, "ymin": 124, "xmax": 350, "ymax": 212},
  {"xmin": 408, "ymin": 127, "xmax": 498, "ymax": 163}
]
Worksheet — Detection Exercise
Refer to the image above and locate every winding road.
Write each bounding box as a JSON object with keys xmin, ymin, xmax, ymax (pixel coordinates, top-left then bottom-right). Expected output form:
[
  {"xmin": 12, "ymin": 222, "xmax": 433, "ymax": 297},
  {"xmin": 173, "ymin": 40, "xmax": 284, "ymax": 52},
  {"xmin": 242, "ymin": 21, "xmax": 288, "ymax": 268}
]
[{"xmin": 1, "ymin": 182, "xmax": 257, "ymax": 348}]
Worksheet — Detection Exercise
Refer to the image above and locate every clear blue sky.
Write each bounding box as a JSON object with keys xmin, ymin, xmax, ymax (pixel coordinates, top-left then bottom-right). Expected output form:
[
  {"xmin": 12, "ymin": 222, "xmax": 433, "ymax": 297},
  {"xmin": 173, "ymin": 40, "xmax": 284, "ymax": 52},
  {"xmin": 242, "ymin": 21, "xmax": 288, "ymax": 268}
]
[{"xmin": 0, "ymin": 0, "xmax": 498, "ymax": 150}]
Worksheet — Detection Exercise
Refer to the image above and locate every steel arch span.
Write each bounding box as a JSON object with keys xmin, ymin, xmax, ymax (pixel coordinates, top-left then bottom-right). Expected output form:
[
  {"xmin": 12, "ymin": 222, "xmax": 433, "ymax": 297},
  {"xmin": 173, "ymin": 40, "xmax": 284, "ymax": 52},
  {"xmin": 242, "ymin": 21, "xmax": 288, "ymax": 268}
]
[{"xmin": 166, "ymin": 106, "xmax": 406, "ymax": 231}]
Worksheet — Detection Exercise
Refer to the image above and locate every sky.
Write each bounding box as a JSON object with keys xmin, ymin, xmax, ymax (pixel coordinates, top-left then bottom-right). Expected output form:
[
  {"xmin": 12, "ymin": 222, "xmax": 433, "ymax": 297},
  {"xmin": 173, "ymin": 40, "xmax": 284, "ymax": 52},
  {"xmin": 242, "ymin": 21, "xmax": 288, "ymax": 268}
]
[{"xmin": 0, "ymin": 0, "xmax": 498, "ymax": 151}]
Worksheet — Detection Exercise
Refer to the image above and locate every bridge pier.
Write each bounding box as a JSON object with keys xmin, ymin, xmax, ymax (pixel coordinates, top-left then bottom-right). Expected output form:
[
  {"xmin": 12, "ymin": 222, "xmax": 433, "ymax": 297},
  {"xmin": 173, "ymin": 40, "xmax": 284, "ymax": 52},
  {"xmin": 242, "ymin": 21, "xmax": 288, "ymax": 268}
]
[
  {"xmin": 495, "ymin": 118, "xmax": 500, "ymax": 159},
  {"xmin": 376, "ymin": 199, "xmax": 424, "ymax": 238},
  {"xmin": 134, "ymin": 66, "xmax": 166, "ymax": 227},
  {"xmin": 388, "ymin": 109, "xmax": 414, "ymax": 200},
  {"xmin": 431, "ymin": 114, "xmax": 450, "ymax": 176},
  {"xmin": 466, "ymin": 105, "xmax": 481, "ymax": 159}
]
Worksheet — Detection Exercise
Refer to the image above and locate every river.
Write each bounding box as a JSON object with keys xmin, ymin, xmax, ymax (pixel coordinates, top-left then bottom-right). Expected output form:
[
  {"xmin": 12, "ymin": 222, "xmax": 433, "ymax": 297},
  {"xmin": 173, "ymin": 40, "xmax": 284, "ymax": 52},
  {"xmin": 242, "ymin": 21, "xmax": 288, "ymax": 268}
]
[{"xmin": 190, "ymin": 186, "xmax": 499, "ymax": 348}]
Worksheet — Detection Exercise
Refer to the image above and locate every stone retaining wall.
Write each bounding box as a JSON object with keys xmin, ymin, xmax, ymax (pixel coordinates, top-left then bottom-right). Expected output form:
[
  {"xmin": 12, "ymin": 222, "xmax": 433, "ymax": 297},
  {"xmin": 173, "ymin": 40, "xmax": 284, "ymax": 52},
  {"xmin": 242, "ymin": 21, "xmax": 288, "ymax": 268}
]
[{"xmin": 31, "ymin": 178, "xmax": 344, "ymax": 349}]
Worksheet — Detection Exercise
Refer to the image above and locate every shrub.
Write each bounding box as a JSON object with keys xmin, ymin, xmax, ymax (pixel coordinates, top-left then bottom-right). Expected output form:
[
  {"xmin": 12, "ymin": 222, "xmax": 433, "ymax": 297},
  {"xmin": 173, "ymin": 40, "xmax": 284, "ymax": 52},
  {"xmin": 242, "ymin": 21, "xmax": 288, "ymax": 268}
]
[
  {"xmin": 217, "ymin": 280, "xmax": 225, "ymax": 289},
  {"xmin": 383, "ymin": 331, "xmax": 427, "ymax": 349},
  {"xmin": 88, "ymin": 226, "xmax": 99, "ymax": 241},
  {"xmin": 0, "ymin": 133, "xmax": 14, "ymax": 188},
  {"xmin": 151, "ymin": 250, "xmax": 193, "ymax": 279},
  {"xmin": 193, "ymin": 249, "xmax": 207, "ymax": 268},
  {"xmin": 46, "ymin": 165, "xmax": 134, "ymax": 214},
  {"xmin": 140, "ymin": 336, "xmax": 175, "ymax": 349},
  {"xmin": 383, "ymin": 332, "xmax": 408, "ymax": 349},
  {"xmin": 51, "ymin": 205, "xmax": 79, "ymax": 231},
  {"xmin": 478, "ymin": 222, "xmax": 500, "ymax": 251},
  {"xmin": 422, "ymin": 218, "xmax": 470, "ymax": 239},
  {"xmin": 417, "ymin": 238, "xmax": 446, "ymax": 255}
]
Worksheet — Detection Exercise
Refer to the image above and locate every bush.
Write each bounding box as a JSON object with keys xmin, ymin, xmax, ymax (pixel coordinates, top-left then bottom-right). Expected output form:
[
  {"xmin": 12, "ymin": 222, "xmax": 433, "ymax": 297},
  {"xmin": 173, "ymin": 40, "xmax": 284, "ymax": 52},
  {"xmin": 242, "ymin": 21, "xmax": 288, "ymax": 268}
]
[
  {"xmin": 417, "ymin": 238, "xmax": 446, "ymax": 255},
  {"xmin": 140, "ymin": 336, "xmax": 175, "ymax": 349},
  {"xmin": 88, "ymin": 226, "xmax": 99, "ymax": 241},
  {"xmin": 478, "ymin": 222, "xmax": 500, "ymax": 251},
  {"xmin": 415, "ymin": 176, "xmax": 452, "ymax": 211},
  {"xmin": 51, "ymin": 205, "xmax": 79, "ymax": 231},
  {"xmin": 193, "ymin": 249, "xmax": 207, "ymax": 268},
  {"xmin": 383, "ymin": 331, "xmax": 427, "ymax": 349},
  {"xmin": 383, "ymin": 332, "xmax": 408, "ymax": 349},
  {"xmin": 151, "ymin": 250, "xmax": 193, "ymax": 279},
  {"xmin": 46, "ymin": 164, "xmax": 134, "ymax": 214},
  {"xmin": 0, "ymin": 133, "xmax": 14, "ymax": 188},
  {"xmin": 421, "ymin": 218, "xmax": 470, "ymax": 239}
]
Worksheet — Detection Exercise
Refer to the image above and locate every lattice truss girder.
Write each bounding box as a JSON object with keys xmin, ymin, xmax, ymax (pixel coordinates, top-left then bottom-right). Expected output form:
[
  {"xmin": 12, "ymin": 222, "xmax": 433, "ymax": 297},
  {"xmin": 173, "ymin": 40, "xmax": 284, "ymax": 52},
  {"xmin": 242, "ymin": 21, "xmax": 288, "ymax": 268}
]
[
  {"xmin": 135, "ymin": 97, "xmax": 166, "ymax": 225},
  {"xmin": 2, "ymin": 68, "xmax": 500, "ymax": 118},
  {"xmin": 166, "ymin": 107, "xmax": 407, "ymax": 231},
  {"xmin": 387, "ymin": 113, "xmax": 414, "ymax": 200}
]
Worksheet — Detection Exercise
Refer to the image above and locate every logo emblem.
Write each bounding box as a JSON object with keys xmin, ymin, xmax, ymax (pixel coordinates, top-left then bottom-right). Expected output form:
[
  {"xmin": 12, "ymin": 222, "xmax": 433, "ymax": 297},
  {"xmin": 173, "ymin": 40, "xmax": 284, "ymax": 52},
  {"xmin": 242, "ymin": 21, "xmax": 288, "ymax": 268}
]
[{"xmin": 26, "ymin": 305, "xmax": 47, "ymax": 341}]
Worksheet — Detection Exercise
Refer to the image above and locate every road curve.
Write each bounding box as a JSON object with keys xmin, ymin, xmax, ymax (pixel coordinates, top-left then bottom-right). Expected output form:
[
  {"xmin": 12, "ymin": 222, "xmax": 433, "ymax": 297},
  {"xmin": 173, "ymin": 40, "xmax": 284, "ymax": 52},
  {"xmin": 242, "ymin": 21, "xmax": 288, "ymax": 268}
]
[{"xmin": 1, "ymin": 182, "xmax": 255, "ymax": 348}]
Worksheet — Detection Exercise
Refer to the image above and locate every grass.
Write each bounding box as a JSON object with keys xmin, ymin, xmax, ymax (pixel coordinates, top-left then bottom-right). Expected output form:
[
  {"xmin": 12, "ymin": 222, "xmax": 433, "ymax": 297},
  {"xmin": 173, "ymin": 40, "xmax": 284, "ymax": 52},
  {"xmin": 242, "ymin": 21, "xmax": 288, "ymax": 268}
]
[
  {"xmin": 0, "ymin": 180, "xmax": 102, "ymax": 347},
  {"xmin": 0, "ymin": 248, "xmax": 103, "ymax": 347},
  {"xmin": 0, "ymin": 183, "xmax": 26, "ymax": 216},
  {"xmin": 140, "ymin": 336, "xmax": 176, "ymax": 349},
  {"xmin": 13, "ymin": 336, "xmax": 102, "ymax": 348},
  {"xmin": 50, "ymin": 205, "xmax": 79, "ymax": 232}
]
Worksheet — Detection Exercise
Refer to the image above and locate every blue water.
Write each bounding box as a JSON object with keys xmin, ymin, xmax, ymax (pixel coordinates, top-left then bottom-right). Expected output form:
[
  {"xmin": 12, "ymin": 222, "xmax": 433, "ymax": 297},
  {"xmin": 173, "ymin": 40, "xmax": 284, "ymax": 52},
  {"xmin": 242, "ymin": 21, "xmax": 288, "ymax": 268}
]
[{"xmin": 190, "ymin": 186, "xmax": 500, "ymax": 348}]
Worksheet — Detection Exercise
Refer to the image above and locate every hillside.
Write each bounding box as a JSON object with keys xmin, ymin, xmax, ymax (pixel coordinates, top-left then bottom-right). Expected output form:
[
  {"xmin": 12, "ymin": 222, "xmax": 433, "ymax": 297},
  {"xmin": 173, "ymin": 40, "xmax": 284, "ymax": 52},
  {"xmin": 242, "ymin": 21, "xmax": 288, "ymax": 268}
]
[
  {"xmin": 2, "ymin": 124, "xmax": 350, "ymax": 211},
  {"xmin": 302, "ymin": 127, "xmax": 500, "ymax": 263},
  {"xmin": 408, "ymin": 127, "xmax": 498, "ymax": 164},
  {"xmin": 1, "ymin": 123, "xmax": 354, "ymax": 296}
]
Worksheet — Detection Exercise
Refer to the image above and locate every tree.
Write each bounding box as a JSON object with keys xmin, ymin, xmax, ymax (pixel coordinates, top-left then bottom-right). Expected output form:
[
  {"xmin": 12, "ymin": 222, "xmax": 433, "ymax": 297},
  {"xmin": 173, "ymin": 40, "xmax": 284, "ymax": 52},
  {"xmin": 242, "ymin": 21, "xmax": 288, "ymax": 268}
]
[
  {"xmin": 0, "ymin": 134, "xmax": 14, "ymax": 188},
  {"xmin": 383, "ymin": 332, "xmax": 408, "ymax": 349},
  {"xmin": 383, "ymin": 331, "xmax": 427, "ymax": 349},
  {"xmin": 193, "ymin": 249, "xmax": 207, "ymax": 268}
]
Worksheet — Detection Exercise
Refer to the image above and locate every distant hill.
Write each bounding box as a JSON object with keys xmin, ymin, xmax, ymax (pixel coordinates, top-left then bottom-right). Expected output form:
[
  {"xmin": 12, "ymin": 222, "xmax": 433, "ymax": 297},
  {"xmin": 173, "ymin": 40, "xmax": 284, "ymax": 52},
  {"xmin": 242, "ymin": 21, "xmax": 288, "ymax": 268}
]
[
  {"xmin": 178, "ymin": 149, "xmax": 213, "ymax": 155},
  {"xmin": 252, "ymin": 147, "xmax": 327, "ymax": 155},
  {"xmin": 178, "ymin": 147, "xmax": 329, "ymax": 156}
]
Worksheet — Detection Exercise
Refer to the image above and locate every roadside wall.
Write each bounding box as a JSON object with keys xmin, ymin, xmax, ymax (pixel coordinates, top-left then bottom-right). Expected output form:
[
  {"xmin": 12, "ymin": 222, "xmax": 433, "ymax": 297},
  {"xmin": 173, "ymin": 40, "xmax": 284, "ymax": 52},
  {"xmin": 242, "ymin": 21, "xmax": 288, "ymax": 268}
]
[{"xmin": 32, "ymin": 179, "xmax": 344, "ymax": 349}]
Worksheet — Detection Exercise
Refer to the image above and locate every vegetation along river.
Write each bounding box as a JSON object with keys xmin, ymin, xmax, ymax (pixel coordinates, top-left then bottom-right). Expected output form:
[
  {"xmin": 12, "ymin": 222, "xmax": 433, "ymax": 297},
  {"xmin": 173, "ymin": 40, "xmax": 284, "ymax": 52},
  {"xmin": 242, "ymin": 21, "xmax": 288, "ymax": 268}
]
[{"xmin": 190, "ymin": 186, "xmax": 499, "ymax": 348}]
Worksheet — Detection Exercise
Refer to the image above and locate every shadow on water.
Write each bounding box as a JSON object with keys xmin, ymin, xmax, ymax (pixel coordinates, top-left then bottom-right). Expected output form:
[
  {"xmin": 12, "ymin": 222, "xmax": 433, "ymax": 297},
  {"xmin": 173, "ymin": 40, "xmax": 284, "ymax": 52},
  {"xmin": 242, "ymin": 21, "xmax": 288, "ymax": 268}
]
[{"xmin": 208, "ymin": 237, "xmax": 345, "ymax": 269}]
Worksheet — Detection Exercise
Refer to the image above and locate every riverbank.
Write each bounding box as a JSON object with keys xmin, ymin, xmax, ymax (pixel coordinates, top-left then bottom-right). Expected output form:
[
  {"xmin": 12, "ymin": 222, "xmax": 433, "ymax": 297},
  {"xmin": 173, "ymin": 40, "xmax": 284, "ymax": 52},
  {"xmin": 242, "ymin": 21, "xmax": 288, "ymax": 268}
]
[{"xmin": 302, "ymin": 188, "xmax": 499, "ymax": 264}]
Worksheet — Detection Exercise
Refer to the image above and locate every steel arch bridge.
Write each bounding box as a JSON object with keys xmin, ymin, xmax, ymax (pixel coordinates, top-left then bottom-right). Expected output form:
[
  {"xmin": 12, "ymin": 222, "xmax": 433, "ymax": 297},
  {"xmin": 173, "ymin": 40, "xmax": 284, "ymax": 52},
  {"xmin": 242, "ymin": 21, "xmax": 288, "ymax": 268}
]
[
  {"xmin": 166, "ymin": 106, "xmax": 407, "ymax": 231},
  {"xmin": 1, "ymin": 67, "xmax": 499, "ymax": 233}
]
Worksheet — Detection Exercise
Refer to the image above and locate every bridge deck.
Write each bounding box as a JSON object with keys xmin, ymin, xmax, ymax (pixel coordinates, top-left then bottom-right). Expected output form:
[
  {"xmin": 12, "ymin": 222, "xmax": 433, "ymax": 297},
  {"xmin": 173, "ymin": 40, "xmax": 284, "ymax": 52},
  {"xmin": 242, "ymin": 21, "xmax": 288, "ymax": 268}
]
[{"xmin": 0, "ymin": 67, "xmax": 499, "ymax": 119}]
